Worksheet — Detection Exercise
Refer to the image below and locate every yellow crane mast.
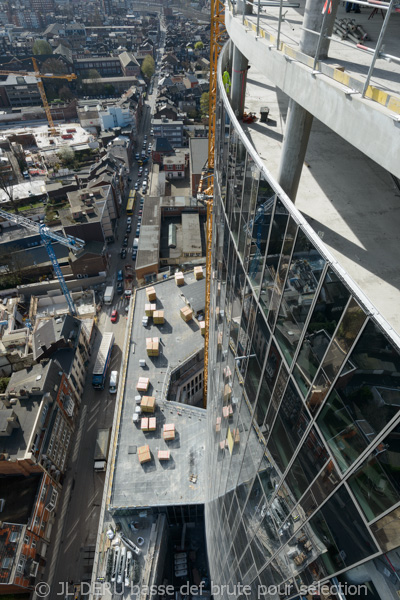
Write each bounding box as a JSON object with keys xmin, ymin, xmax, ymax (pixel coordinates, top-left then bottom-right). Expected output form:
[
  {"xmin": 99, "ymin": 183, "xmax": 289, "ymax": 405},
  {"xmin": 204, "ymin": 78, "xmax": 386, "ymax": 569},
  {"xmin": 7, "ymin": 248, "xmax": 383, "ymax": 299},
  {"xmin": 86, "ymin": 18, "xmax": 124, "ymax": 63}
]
[
  {"xmin": 0, "ymin": 58, "xmax": 77, "ymax": 136},
  {"xmin": 201, "ymin": 0, "xmax": 226, "ymax": 408}
]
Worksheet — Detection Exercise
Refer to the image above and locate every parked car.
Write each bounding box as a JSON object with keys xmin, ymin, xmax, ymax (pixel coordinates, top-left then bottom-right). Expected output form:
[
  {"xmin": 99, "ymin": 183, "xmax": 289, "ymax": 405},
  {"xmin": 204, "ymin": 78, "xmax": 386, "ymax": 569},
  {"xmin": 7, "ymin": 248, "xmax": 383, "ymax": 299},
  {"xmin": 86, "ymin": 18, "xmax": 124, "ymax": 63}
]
[
  {"xmin": 132, "ymin": 250, "xmax": 137, "ymax": 260},
  {"xmin": 135, "ymin": 153, "xmax": 140, "ymax": 160},
  {"xmin": 120, "ymin": 248, "xmax": 127, "ymax": 259},
  {"xmin": 117, "ymin": 282, "xmax": 124, "ymax": 295},
  {"xmin": 144, "ymin": 168, "xmax": 148, "ymax": 176},
  {"xmin": 111, "ymin": 309, "xmax": 118, "ymax": 323},
  {"xmin": 150, "ymin": 129, "xmax": 154, "ymax": 136},
  {"xmin": 139, "ymin": 209, "xmax": 143, "ymax": 216},
  {"xmin": 122, "ymin": 237, "xmax": 128, "ymax": 247},
  {"xmin": 136, "ymin": 227, "xmax": 140, "ymax": 236},
  {"xmin": 134, "ymin": 182, "xmax": 139, "ymax": 190},
  {"xmin": 127, "ymin": 217, "xmax": 132, "ymax": 225},
  {"xmin": 138, "ymin": 167, "xmax": 143, "ymax": 175},
  {"xmin": 148, "ymin": 144, "xmax": 152, "ymax": 152},
  {"xmin": 117, "ymin": 270, "xmax": 123, "ymax": 281}
]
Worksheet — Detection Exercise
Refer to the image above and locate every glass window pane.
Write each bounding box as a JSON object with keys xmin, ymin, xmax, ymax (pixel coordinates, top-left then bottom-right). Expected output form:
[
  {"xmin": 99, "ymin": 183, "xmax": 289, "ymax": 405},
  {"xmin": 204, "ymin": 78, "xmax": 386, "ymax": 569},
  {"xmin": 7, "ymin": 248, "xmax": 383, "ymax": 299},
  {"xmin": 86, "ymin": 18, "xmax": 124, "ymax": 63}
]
[
  {"xmin": 274, "ymin": 230, "xmax": 326, "ymax": 366},
  {"xmin": 267, "ymin": 380, "xmax": 310, "ymax": 473},
  {"xmin": 254, "ymin": 340, "xmax": 281, "ymax": 426},
  {"xmin": 259, "ymin": 199, "xmax": 288, "ymax": 317},
  {"xmin": 308, "ymin": 486, "xmax": 378, "ymax": 575},
  {"xmin": 348, "ymin": 422, "xmax": 400, "ymax": 521},
  {"xmin": 267, "ymin": 217, "xmax": 298, "ymax": 330},
  {"xmin": 247, "ymin": 178, "xmax": 275, "ymax": 292},
  {"xmin": 318, "ymin": 319, "xmax": 400, "ymax": 472},
  {"xmin": 370, "ymin": 505, "xmax": 400, "ymax": 552},
  {"xmin": 306, "ymin": 298, "xmax": 367, "ymax": 415},
  {"xmin": 245, "ymin": 308, "xmax": 271, "ymax": 406},
  {"xmin": 293, "ymin": 268, "xmax": 350, "ymax": 397}
]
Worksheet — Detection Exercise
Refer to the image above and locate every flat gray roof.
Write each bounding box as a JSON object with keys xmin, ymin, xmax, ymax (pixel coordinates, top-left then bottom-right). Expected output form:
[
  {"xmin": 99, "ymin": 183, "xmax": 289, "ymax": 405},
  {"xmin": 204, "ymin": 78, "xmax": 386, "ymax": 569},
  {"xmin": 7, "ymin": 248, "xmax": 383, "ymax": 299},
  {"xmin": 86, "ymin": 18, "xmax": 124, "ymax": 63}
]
[
  {"xmin": 136, "ymin": 196, "xmax": 161, "ymax": 270},
  {"xmin": 182, "ymin": 213, "xmax": 202, "ymax": 255},
  {"xmin": 110, "ymin": 273, "xmax": 206, "ymax": 509},
  {"xmin": 189, "ymin": 137, "xmax": 208, "ymax": 176}
]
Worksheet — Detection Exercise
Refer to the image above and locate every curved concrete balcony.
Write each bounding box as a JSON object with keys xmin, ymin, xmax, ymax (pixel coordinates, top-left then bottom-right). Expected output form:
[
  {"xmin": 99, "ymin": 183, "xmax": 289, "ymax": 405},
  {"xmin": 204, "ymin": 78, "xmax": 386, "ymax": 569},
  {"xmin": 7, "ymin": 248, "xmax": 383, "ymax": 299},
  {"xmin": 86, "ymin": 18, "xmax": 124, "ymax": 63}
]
[
  {"xmin": 225, "ymin": 0, "xmax": 400, "ymax": 178},
  {"xmin": 216, "ymin": 40, "xmax": 400, "ymax": 339}
]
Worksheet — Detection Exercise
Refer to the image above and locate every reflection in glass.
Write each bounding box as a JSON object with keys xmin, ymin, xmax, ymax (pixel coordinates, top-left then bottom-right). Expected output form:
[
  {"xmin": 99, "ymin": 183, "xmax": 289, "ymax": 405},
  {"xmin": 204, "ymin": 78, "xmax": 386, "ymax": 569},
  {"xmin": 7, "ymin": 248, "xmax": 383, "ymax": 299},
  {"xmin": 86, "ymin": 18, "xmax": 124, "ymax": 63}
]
[
  {"xmin": 370, "ymin": 506, "xmax": 400, "ymax": 552},
  {"xmin": 247, "ymin": 178, "xmax": 275, "ymax": 292},
  {"xmin": 268, "ymin": 380, "xmax": 310, "ymax": 473},
  {"xmin": 309, "ymin": 485, "xmax": 377, "ymax": 575},
  {"xmin": 306, "ymin": 298, "xmax": 367, "ymax": 415},
  {"xmin": 259, "ymin": 199, "xmax": 288, "ymax": 317},
  {"xmin": 268, "ymin": 217, "xmax": 298, "ymax": 331},
  {"xmin": 348, "ymin": 423, "xmax": 400, "ymax": 521},
  {"xmin": 293, "ymin": 268, "xmax": 350, "ymax": 397},
  {"xmin": 284, "ymin": 428, "xmax": 329, "ymax": 502},
  {"xmin": 238, "ymin": 156, "xmax": 259, "ymax": 261},
  {"xmin": 274, "ymin": 230, "xmax": 325, "ymax": 366},
  {"xmin": 254, "ymin": 340, "xmax": 281, "ymax": 426},
  {"xmin": 318, "ymin": 319, "xmax": 400, "ymax": 472},
  {"xmin": 245, "ymin": 308, "xmax": 271, "ymax": 404}
]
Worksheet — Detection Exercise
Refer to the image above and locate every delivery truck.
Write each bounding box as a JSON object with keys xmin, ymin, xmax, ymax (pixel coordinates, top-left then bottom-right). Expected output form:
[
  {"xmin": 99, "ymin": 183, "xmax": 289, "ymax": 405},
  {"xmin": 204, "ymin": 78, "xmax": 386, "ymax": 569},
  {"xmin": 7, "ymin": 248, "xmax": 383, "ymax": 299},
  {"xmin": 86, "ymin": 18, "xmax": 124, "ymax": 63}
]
[
  {"xmin": 94, "ymin": 428, "xmax": 111, "ymax": 471},
  {"xmin": 104, "ymin": 285, "xmax": 114, "ymax": 304}
]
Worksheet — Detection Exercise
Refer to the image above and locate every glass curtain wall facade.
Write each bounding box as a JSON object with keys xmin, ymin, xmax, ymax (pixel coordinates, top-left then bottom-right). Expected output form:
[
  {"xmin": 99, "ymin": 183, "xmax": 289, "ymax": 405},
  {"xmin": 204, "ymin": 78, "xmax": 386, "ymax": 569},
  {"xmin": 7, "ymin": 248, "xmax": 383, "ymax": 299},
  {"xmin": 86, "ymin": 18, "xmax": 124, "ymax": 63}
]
[{"xmin": 205, "ymin": 43, "xmax": 400, "ymax": 600}]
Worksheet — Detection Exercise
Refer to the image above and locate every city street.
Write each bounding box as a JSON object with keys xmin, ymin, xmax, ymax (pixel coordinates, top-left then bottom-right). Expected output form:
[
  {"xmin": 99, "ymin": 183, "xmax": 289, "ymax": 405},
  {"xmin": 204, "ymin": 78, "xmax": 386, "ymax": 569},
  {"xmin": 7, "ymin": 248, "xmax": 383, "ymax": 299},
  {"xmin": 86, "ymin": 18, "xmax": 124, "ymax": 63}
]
[{"xmin": 41, "ymin": 40, "xmax": 164, "ymax": 599}]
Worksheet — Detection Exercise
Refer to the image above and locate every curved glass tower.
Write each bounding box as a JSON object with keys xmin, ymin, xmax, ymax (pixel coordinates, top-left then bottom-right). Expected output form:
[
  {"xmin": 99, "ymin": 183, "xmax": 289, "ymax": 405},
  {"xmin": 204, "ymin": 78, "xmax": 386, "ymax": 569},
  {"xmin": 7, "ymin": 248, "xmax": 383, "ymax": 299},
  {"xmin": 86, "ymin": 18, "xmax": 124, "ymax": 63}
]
[{"xmin": 205, "ymin": 14, "xmax": 400, "ymax": 599}]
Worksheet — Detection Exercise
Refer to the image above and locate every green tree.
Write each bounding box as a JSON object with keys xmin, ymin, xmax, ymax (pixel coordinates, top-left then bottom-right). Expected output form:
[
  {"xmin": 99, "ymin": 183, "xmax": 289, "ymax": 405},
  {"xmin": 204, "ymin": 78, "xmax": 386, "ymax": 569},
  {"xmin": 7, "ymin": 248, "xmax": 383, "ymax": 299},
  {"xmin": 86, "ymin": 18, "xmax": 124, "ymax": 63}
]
[
  {"xmin": 195, "ymin": 41, "xmax": 204, "ymax": 50},
  {"xmin": 33, "ymin": 39, "xmax": 53, "ymax": 55},
  {"xmin": 200, "ymin": 92, "xmax": 209, "ymax": 117},
  {"xmin": 0, "ymin": 377, "xmax": 10, "ymax": 393},
  {"xmin": 58, "ymin": 147, "xmax": 75, "ymax": 168},
  {"xmin": 141, "ymin": 55, "xmax": 155, "ymax": 79},
  {"xmin": 59, "ymin": 85, "xmax": 75, "ymax": 102},
  {"xmin": 41, "ymin": 57, "xmax": 68, "ymax": 75}
]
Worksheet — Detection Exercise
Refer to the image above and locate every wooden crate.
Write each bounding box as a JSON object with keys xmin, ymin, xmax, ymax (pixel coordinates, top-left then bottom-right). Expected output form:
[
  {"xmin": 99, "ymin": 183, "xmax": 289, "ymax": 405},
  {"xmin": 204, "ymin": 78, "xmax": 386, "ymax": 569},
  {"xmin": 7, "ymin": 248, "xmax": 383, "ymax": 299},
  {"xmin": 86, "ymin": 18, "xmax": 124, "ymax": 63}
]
[
  {"xmin": 140, "ymin": 396, "xmax": 156, "ymax": 413},
  {"xmin": 145, "ymin": 303, "xmax": 156, "ymax": 316},
  {"xmin": 148, "ymin": 417, "xmax": 157, "ymax": 431},
  {"xmin": 163, "ymin": 423, "xmax": 175, "ymax": 441},
  {"xmin": 141, "ymin": 417, "xmax": 149, "ymax": 431},
  {"xmin": 158, "ymin": 450, "xmax": 170, "ymax": 461},
  {"xmin": 138, "ymin": 444, "xmax": 151, "ymax": 464},
  {"xmin": 175, "ymin": 272, "xmax": 184, "ymax": 286},
  {"xmin": 146, "ymin": 286, "xmax": 156, "ymax": 301},
  {"xmin": 136, "ymin": 377, "xmax": 150, "ymax": 392},
  {"xmin": 194, "ymin": 266, "xmax": 203, "ymax": 280},
  {"xmin": 153, "ymin": 310, "xmax": 165, "ymax": 324},
  {"xmin": 180, "ymin": 306, "xmax": 193, "ymax": 322},
  {"xmin": 146, "ymin": 337, "xmax": 159, "ymax": 356}
]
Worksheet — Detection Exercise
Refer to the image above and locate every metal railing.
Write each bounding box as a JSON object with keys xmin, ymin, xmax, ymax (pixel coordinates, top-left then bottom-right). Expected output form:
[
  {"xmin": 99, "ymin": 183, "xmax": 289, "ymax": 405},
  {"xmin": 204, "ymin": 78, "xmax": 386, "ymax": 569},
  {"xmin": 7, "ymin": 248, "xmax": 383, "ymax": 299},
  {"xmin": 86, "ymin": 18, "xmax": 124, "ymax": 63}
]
[{"xmin": 228, "ymin": 0, "xmax": 400, "ymax": 113}]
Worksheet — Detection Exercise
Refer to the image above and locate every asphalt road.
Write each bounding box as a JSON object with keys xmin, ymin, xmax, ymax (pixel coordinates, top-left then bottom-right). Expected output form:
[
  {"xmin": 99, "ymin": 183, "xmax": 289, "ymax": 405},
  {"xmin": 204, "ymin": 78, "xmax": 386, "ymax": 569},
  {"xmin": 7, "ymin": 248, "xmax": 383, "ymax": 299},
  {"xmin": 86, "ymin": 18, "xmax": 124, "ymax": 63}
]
[{"xmin": 41, "ymin": 67, "xmax": 164, "ymax": 600}]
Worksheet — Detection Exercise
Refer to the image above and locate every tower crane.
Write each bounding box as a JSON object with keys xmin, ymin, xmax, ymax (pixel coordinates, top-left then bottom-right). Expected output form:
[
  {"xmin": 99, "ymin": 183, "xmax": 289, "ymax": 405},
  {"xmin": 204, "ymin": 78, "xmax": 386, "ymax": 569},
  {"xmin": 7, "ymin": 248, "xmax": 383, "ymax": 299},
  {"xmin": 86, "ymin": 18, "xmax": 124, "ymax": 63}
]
[
  {"xmin": 0, "ymin": 208, "xmax": 84, "ymax": 316},
  {"xmin": 199, "ymin": 0, "xmax": 226, "ymax": 408},
  {"xmin": 0, "ymin": 58, "xmax": 77, "ymax": 136}
]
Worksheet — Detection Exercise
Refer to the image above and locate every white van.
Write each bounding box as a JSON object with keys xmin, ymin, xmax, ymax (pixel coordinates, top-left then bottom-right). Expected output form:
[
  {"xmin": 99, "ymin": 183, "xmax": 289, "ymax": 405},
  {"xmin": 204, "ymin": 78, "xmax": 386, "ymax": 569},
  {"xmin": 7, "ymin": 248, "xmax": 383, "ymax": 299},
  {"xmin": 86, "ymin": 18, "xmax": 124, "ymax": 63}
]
[{"xmin": 109, "ymin": 370, "xmax": 118, "ymax": 394}]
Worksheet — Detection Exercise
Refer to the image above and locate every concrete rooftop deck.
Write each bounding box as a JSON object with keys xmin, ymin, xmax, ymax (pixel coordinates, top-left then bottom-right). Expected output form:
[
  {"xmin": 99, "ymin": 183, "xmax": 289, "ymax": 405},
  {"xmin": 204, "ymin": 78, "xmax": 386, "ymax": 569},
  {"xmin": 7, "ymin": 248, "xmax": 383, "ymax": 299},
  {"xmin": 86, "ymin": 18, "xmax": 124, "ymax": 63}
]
[
  {"xmin": 110, "ymin": 273, "xmax": 206, "ymax": 509},
  {"xmin": 240, "ymin": 66, "xmax": 400, "ymax": 335}
]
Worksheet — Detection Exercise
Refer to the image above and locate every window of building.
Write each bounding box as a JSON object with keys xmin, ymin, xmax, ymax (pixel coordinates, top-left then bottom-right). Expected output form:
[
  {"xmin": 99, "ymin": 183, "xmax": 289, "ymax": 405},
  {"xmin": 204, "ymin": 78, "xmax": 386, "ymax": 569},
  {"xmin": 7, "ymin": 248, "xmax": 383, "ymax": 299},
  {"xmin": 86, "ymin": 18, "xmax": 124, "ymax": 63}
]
[
  {"xmin": 17, "ymin": 558, "xmax": 25, "ymax": 573},
  {"xmin": 46, "ymin": 489, "xmax": 58, "ymax": 512}
]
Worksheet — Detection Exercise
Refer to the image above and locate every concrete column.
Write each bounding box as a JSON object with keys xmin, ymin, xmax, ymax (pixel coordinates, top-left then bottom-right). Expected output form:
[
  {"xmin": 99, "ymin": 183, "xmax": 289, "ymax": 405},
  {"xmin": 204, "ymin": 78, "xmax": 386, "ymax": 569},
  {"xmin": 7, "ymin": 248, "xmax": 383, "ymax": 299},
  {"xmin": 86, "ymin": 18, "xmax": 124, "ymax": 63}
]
[
  {"xmin": 278, "ymin": 0, "xmax": 338, "ymax": 201},
  {"xmin": 236, "ymin": 0, "xmax": 253, "ymax": 15},
  {"xmin": 231, "ymin": 45, "xmax": 249, "ymax": 119},
  {"xmin": 277, "ymin": 101, "xmax": 313, "ymax": 201}
]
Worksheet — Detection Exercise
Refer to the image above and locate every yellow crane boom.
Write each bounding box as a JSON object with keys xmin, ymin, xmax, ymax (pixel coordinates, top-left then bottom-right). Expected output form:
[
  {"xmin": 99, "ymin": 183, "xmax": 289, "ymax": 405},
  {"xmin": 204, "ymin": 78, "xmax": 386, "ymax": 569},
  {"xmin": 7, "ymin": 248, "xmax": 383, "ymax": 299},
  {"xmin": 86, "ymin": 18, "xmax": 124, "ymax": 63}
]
[
  {"xmin": 202, "ymin": 0, "xmax": 226, "ymax": 408},
  {"xmin": 0, "ymin": 57, "xmax": 77, "ymax": 136}
]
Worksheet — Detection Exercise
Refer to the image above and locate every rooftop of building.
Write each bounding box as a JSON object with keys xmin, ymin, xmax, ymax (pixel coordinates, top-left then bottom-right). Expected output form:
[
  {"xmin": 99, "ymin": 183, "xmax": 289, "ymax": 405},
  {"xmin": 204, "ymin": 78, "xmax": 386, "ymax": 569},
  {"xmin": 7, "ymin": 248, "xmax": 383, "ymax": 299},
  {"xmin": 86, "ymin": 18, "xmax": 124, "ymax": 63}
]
[
  {"xmin": 33, "ymin": 314, "xmax": 80, "ymax": 361},
  {"xmin": 181, "ymin": 213, "xmax": 202, "ymax": 256},
  {"xmin": 189, "ymin": 136, "xmax": 208, "ymax": 175},
  {"xmin": 135, "ymin": 196, "xmax": 161, "ymax": 271},
  {"xmin": 0, "ymin": 361, "xmax": 60, "ymax": 460},
  {"xmin": 109, "ymin": 273, "xmax": 206, "ymax": 510},
  {"xmin": 0, "ymin": 473, "xmax": 42, "ymax": 523},
  {"xmin": 232, "ymin": 57, "xmax": 400, "ymax": 335},
  {"xmin": 163, "ymin": 152, "xmax": 186, "ymax": 166}
]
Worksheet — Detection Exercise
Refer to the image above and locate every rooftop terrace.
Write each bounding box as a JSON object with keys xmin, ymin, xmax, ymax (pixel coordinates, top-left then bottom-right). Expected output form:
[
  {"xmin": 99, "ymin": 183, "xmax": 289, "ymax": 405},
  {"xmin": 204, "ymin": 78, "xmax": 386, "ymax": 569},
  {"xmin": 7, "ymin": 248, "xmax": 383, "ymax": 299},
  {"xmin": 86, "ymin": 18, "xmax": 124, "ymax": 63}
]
[{"xmin": 110, "ymin": 273, "xmax": 206, "ymax": 510}]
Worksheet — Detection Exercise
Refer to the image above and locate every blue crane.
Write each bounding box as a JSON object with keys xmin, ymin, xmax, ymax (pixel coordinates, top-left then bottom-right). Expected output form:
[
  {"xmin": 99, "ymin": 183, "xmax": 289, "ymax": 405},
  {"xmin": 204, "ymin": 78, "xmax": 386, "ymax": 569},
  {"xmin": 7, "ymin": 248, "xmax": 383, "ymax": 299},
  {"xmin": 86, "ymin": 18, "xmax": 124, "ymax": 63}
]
[{"xmin": 0, "ymin": 208, "xmax": 84, "ymax": 316}]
